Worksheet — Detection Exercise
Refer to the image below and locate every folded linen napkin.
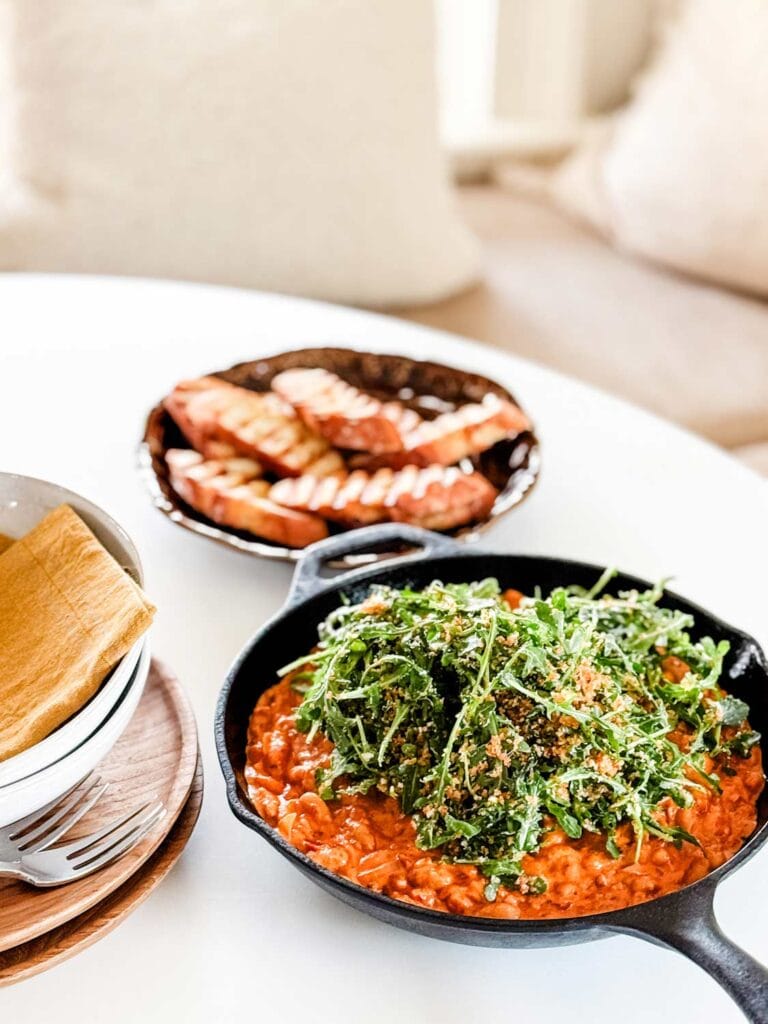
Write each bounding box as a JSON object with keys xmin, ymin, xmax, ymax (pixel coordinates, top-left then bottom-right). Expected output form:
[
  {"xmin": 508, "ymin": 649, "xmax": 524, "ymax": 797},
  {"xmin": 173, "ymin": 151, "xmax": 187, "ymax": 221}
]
[
  {"xmin": 0, "ymin": 533, "xmax": 14, "ymax": 555},
  {"xmin": 0, "ymin": 504, "xmax": 155, "ymax": 761}
]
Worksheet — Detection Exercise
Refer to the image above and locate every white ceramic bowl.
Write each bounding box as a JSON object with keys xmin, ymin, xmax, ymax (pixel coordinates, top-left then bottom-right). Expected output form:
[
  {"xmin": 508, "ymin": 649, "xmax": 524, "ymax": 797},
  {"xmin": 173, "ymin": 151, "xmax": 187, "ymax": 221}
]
[
  {"xmin": 0, "ymin": 473, "xmax": 143, "ymax": 581},
  {"xmin": 0, "ymin": 473, "xmax": 149, "ymax": 819},
  {"xmin": 0, "ymin": 642, "xmax": 151, "ymax": 828}
]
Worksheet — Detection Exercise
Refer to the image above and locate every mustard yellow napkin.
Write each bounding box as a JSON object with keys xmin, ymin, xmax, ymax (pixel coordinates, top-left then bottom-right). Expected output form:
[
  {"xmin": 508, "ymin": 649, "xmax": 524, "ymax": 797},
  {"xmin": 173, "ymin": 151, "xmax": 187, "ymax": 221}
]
[
  {"xmin": 0, "ymin": 505, "xmax": 155, "ymax": 761},
  {"xmin": 0, "ymin": 532, "xmax": 14, "ymax": 555}
]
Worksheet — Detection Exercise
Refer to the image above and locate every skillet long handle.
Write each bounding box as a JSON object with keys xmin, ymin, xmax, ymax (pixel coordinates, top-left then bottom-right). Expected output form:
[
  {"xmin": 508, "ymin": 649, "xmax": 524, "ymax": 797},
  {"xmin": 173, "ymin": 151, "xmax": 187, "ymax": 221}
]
[
  {"xmin": 613, "ymin": 886, "xmax": 768, "ymax": 1023},
  {"xmin": 658, "ymin": 910, "xmax": 768, "ymax": 1022}
]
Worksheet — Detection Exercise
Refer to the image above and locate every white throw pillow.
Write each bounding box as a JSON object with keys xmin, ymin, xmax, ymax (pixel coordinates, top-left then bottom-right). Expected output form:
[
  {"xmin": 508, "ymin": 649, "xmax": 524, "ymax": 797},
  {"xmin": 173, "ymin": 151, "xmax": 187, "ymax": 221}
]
[
  {"xmin": 0, "ymin": 1, "xmax": 478, "ymax": 307},
  {"xmin": 551, "ymin": 0, "xmax": 768, "ymax": 298}
]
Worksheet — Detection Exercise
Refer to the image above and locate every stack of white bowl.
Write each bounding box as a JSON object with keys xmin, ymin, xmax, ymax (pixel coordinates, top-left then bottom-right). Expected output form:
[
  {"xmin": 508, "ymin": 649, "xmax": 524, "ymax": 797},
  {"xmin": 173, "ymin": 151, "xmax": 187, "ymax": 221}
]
[{"xmin": 0, "ymin": 474, "xmax": 152, "ymax": 828}]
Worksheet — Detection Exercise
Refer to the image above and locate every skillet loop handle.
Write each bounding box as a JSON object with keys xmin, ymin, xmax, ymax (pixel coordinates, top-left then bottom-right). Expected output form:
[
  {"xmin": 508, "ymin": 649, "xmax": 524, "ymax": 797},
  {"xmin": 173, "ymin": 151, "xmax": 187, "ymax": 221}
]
[
  {"xmin": 286, "ymin": 524, "xmax": 463, "ymax": 607},
  {"xmin": 614, "ymin": 883, "xmax": 768, "ymax": 1024}
]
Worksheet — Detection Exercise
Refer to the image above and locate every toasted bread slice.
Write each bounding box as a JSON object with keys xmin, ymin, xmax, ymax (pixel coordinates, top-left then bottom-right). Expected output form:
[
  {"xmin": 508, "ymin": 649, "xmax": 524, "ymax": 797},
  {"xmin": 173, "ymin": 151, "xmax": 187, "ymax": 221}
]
[
  {"xmin": 387, "ymin": 465, "xmax": 498, "ymax": 530},
  {"xmin": 163, "ymin": 376, "xmax": 233, "ymax": 456},
  {"xmin": 166, "ymin": 449, "xmax": 328, "ymax": 547},
  {"xmin": 352, "ymin": 394, "xmax": 530, "ymax": 469},
  {"xmin": 271, "ymin": 368, "xmax": 419, "ymax": 454},
  {"xmin": 164, "ymin": 377, "xmax": 344, "ymax": 478},
  {"xmin": 270, "ymin": 464, "xmax": 497, "ymax": 531},
  {"xmin": 405, "ymin": 395, "xmax": 529, "ymax": 465}
]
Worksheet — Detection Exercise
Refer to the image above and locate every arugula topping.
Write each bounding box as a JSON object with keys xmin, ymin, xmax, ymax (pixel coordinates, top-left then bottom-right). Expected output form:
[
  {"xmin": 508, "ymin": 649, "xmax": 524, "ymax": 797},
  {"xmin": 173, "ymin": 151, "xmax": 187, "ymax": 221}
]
[{"xmin": 286, "ymin": 577, "xmax": 759, "ymax": 896}]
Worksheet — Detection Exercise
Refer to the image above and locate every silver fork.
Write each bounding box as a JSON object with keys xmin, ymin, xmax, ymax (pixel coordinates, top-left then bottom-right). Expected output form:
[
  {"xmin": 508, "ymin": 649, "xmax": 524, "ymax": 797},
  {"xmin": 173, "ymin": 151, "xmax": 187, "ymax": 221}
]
[{"xmin": 0, "ymin": 774, "xmax": 165, "ymax": 886}]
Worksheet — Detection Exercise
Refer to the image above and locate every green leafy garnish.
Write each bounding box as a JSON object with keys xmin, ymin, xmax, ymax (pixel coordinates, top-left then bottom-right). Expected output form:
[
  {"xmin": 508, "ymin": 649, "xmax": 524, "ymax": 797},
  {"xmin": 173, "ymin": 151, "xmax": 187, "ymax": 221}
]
[{"xmin": 287, "ymin": 577, "xmax": 758, "ymax": 895}]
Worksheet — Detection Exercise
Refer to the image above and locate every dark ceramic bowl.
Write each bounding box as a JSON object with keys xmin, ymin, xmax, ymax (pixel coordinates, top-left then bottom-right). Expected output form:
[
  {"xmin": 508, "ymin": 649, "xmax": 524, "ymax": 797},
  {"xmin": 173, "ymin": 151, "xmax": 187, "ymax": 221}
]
[
  {"xmin": 216, "ymin": 524, "xmax": 768, "ymax": 1023},
  {"xmin": 139, "ymin": 347, "xmax": 540, "ymax": 564}
]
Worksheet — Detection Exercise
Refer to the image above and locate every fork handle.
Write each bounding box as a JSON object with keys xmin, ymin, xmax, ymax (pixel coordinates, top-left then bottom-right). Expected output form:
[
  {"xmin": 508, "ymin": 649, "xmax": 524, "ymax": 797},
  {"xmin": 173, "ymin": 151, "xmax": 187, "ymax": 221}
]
[{"xmin": 0, "ymin": 864, "xmax": 31, "ymax": 882}]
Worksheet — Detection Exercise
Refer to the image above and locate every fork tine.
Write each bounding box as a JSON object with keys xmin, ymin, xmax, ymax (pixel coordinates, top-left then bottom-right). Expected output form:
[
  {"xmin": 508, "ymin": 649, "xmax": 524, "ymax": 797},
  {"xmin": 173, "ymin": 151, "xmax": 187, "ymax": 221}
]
[
  {"xmin": 56, "ymin": 800, "xmax": 163, "ymax": 861},
  {"xmin": 67, "ymin": 812, "xmax": 165, "ymax": 878},
  {"xmin": 69, "ymin": 804, "xmax": 166, "ymax": 872},
  {"xmin": 18, "ymin": 778, "xmax": 109, "ymax": 853},
  {"xmin": 8, "ymin": 774, "xmax": 96, "ymax": 840}
]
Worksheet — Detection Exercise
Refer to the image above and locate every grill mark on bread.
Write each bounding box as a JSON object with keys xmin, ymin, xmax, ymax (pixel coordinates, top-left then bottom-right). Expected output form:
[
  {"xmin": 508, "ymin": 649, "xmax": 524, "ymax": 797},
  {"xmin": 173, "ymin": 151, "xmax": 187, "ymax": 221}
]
[
  {"xmin": 271, "ymin": 368, "xmax": 419, "ymax": 454},
  {"xmin": 270, "ymin": 465, "xmax": 497, "ymax": 530},
  {"xmin": 351, "ymin": 394, "xmax": 530, "ymax": 469},
  {"xmin": 166, "ymin": 449, "xmax": 328, "ymax": 547},
  {"xmin": 164, "ymin": 377, "xmax": 344, "ymax": 478}
]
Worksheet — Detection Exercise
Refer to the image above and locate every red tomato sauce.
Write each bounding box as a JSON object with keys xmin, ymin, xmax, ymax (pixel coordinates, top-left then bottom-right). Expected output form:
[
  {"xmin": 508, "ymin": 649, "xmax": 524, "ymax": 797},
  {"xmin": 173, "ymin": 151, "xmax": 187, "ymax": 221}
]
[{"xmin": 245, "ymin": 677, "xmax": 763, "ymax": 919}]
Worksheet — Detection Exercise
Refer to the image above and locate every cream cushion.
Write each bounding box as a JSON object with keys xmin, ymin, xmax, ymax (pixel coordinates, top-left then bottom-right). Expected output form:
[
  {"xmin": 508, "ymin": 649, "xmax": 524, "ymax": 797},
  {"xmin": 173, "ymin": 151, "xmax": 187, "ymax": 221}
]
[
  {"xmin": 733, "ymin": 442, "xmax": 768, "ymax": 478},
  {"xmin": 0, "ymin": 1, "xmax": 478, "ymax": 307},
  {"xmin": 400, "ymin": 188, "xmax": 768, "ymax": 452},
  {"xmin": 550, "ymin": 0, "xmax": 768, "ymax": 298}
]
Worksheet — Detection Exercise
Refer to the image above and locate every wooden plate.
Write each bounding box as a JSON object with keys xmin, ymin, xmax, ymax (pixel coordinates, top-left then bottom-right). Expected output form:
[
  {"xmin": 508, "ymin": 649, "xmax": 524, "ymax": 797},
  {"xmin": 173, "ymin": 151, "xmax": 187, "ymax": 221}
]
[
  {"xmin": 0, "ymin": 660, "xmax": 199, "ymax": 953},
  {"xmin": 139, "ymin": 347, "xmax": 541, "ymax": 563},
  {"xmin": 0, "ymin": 755, "xmax": 202, "ymax": 986}
]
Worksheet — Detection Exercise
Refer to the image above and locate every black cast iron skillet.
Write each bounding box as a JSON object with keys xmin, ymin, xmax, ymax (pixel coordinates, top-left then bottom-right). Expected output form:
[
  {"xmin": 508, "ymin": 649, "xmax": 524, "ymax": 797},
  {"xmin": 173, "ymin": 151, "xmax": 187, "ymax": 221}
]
[{"xmin": 215, "ymin": 524, "xmax": 768, "ymax": 1022}]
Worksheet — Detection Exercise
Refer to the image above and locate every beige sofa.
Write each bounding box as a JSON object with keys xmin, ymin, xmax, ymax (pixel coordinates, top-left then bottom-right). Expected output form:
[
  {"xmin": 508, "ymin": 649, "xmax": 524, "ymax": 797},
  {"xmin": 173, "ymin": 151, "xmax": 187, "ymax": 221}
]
[{"xmin": 398, "ymin": 186, "xmax": 768, "ymax": 477}]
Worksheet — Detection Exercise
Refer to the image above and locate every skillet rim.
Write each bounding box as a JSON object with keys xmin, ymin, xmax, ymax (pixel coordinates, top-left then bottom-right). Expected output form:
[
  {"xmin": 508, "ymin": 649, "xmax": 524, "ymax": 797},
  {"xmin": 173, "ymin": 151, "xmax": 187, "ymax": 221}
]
[{"xmin": 214, "ymin": 549, "xmax": 768, "ymax": 935}]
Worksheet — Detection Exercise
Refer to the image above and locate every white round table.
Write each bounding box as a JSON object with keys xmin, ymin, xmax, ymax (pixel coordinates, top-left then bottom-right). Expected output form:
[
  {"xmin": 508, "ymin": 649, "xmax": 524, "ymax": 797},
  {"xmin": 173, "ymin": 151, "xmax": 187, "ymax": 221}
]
[{"xmin": 3, "ymin": 274, "xmax": 767, "ymax": 1024}]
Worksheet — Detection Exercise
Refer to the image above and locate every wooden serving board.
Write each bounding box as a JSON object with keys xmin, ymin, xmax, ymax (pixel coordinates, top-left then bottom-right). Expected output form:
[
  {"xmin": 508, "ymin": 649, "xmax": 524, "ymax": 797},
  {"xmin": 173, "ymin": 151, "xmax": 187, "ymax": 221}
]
[
  {"xmin": 0, "ymin": 755, "xmax": 203, "ymax": 986},
  {"xmin": 0, "ymin": 659, "xmax": 199, "ymax": 954}
]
